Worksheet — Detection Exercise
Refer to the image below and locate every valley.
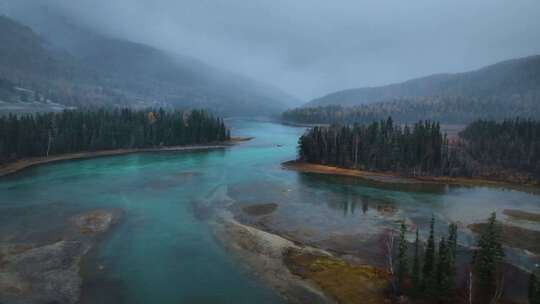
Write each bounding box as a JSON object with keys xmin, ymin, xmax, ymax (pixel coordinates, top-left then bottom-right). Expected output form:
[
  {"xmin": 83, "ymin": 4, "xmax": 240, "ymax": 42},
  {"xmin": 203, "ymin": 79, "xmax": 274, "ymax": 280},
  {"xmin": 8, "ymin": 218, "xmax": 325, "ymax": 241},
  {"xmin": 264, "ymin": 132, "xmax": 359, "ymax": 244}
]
[
  {"xmin": 0, "ymin": 2, "xmax": 539, "ymax": 303},
  {"xmin": 0, "ymin": 120, "xmax": 539, "ymax": 303}
]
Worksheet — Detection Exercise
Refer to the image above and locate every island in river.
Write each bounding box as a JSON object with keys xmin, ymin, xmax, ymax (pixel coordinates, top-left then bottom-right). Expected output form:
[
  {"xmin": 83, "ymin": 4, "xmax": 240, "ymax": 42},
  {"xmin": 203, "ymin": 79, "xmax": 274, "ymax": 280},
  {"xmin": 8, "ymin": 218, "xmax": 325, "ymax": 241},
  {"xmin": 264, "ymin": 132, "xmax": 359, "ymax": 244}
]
[{"xmin": 296, "ymin": 119, "xmax": 540, "ymax": 187}]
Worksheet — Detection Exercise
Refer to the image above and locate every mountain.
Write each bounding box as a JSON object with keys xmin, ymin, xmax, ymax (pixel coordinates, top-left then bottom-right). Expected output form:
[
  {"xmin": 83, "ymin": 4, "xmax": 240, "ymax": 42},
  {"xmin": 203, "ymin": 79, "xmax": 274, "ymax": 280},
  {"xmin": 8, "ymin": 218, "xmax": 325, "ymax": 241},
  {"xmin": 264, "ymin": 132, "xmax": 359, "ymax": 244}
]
[
  {"xmin": 306, "ymin": 55, "xmax": 540, "ymax": 107},
  {"xmin": 0, "ymin": 15, "xmax": 298, "ymax": 116},
  {"xmin": 284, "ymin": 55, "xmax": 540, "ymax": 124}
]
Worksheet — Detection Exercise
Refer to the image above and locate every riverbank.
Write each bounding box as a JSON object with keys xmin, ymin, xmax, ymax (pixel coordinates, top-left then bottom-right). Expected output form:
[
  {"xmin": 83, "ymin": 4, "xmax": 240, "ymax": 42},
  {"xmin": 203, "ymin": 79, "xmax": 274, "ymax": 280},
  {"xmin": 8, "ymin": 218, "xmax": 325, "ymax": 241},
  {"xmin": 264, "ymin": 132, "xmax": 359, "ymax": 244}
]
[
  {"xmin": 211, "ymin": 210, "xmax": 390, "ymax": 304},
  {"xmin": 282, "ymin": 160, "xmax": 537, "ymax": 189},
  {"xmin": 0, "ymin": 209, "xmax": 122, "ymax": 304},
  {"xmin": 225, "ymin": 201, "xmax": 534, "ymax": 304},
  {"xmin": 0, "ymin": 137, "xmax": 251, "ymax": 178},
  {"xmin": 279, "ymin": 120, "xmax": 329, "ymax": 128}
]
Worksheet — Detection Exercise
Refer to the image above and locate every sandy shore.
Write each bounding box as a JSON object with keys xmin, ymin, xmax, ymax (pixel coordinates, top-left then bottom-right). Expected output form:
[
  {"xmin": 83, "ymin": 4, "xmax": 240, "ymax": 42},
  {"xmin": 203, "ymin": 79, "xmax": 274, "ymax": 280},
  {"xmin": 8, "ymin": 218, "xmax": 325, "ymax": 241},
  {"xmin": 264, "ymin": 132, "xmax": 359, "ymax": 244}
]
[
  {"xmin": 282, "ymin": 160, "xmax": 536, "ymax": 189},
  {"xmin": 282, "ymin": 160, "xmax": 423, "ymax": 184},
  {"xmin": 0, "ymin": 137, "xmax": 251, "ymax": 178}
]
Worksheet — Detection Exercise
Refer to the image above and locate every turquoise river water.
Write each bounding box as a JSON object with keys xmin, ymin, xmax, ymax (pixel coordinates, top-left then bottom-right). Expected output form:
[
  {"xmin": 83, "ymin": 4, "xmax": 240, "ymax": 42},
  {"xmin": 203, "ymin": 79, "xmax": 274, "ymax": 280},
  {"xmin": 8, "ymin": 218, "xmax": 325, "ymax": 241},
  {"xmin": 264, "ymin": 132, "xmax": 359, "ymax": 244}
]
[{"xmin": 1, "ymin": 120, "xmax": 539, "ymax": 303}]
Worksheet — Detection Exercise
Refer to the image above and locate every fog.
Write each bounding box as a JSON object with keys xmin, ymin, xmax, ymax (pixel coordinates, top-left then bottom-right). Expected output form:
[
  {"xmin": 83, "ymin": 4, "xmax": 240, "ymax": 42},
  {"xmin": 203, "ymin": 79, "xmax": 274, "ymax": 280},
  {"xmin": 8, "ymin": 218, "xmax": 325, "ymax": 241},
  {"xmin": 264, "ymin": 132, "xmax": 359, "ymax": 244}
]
[{"xmin": 3, "ymin": 0, "xmax": 540, "ymax": 100}]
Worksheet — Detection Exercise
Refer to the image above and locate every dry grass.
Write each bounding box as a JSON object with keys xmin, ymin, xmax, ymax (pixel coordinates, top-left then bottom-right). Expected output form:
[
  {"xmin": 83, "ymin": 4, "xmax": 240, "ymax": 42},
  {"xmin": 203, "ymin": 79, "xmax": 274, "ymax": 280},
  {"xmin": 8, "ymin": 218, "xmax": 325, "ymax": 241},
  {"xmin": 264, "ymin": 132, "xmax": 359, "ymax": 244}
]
[
  {"xmin": 283, "ymin": 160, "xmax": 536, "ymax": 190},
  {"xmin": 282, "ymin": 160, "xmax": 410, "ymax": 182},
  {"xmin": 284, "ymin": 249, "xmax": 391, "ymax": 304}
]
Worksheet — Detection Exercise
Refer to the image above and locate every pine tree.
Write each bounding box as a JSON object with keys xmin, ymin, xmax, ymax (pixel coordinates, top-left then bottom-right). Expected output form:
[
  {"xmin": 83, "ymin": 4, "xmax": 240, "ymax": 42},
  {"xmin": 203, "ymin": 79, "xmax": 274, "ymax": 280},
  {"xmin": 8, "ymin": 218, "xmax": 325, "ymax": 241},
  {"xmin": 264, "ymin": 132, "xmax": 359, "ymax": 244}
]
[
  {"xmin": 448, "ymin": 223, "xmax": 458, "ymax": 258},
  {"xmin": 436, "ymin": 237, "xmax": 452, "ymax": 302},
  {"xmin": 422, "ymin": 216, "xmax": 436, "ymax": 292},
  {"xmin": 446, "ymin": 223, "xmax": 457, "ymax": 300},
  {"xmin": 473, "ymin": 212, "xmax": 505, "ymax": 297},
  {"xmin": 397, "ymin": 221, "xmax": 409, "ymax": 291},
  {"xmin": 411, "ymin": 227, "xmax": 421, "ymax": 296}
]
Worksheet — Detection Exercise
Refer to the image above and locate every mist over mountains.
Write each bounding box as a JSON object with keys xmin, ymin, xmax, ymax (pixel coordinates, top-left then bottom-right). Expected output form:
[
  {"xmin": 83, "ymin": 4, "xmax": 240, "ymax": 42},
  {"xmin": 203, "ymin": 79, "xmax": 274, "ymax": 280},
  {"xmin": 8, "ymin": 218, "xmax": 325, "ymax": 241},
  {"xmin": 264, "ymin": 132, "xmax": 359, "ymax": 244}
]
[
  {"xmin": 4, "ymin": 0, "xmax": 540, "ymax": 101},
  {"xmin": 282, "ymin": 56, "xmax": 540, "ymax": 124},
  {"xmin": 0, "ymin": 13, "xmax": 299, "ymax": 116},
  {"xmin": 307, "ymin": 55, "xmax": 540, "ymax": 108},
  {"xmin": 1, "ymin": 0, "xmax": 539, "ymax": 120}
]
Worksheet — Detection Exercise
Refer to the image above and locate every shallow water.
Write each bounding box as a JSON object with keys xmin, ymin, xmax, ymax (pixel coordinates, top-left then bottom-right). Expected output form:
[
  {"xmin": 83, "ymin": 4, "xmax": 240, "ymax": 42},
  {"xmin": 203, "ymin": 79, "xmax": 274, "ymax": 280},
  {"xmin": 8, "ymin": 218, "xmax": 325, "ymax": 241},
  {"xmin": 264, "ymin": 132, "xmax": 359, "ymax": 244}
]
[{"xmin": 1, "ymin": 119, "xmax": 540, "ymax": 303}]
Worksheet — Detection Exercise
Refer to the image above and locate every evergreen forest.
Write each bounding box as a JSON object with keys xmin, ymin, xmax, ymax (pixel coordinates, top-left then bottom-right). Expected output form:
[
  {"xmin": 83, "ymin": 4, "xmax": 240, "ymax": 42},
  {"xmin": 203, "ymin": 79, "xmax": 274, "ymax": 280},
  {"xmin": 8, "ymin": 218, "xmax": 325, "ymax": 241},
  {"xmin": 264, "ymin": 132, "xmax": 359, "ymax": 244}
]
[{"xmin": 0, "ymin": 108, "xmax": 230, "ymax": 164}]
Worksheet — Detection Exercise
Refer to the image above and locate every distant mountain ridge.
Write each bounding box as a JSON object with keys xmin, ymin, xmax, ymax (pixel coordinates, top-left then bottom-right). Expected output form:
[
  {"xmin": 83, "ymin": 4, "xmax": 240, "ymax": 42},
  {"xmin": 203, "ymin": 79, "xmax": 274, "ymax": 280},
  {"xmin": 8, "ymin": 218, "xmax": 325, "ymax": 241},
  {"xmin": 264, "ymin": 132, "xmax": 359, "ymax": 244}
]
[
  {"xmin": 0, "ymin": 14, "xmax": 298, "ymax": 116},
  {"xmin": 307, "ymin": 55, "xmax": 540, "ymax": 107},
  {"xmin": 283, "ymin": 55, "xmax": 540, "ymax": 124}
]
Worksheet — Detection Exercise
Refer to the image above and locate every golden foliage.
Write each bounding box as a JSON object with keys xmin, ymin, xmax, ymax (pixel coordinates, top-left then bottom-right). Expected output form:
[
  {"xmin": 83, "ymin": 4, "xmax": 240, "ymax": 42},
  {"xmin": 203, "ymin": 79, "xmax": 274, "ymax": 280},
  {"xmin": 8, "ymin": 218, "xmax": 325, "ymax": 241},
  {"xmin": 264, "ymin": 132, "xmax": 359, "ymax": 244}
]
[{"xmin": 147, "ymin": 111, "xmax": 157, "ymax": 124}]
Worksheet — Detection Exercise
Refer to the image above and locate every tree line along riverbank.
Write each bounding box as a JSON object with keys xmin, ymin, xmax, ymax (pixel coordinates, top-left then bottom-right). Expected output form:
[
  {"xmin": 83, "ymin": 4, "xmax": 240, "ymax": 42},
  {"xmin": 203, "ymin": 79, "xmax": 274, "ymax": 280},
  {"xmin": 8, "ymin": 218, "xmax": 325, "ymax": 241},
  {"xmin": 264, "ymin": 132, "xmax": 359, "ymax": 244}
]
[
  {"xmin": 0, "ymin": 108, "xmax": 230, "ymax": 166},
  {"xmin": 295, "ymin": 117, "xmax": 540, "ymax": 186}
]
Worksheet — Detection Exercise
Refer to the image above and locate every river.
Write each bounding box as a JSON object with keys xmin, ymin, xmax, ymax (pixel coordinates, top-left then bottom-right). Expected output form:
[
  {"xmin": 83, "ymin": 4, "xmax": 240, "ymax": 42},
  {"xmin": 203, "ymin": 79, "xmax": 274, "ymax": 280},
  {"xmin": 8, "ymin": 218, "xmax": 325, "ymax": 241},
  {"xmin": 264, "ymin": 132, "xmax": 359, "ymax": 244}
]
[{"xmin": 1, "ymin": 119, "xmax": 539, "ymax": 303}]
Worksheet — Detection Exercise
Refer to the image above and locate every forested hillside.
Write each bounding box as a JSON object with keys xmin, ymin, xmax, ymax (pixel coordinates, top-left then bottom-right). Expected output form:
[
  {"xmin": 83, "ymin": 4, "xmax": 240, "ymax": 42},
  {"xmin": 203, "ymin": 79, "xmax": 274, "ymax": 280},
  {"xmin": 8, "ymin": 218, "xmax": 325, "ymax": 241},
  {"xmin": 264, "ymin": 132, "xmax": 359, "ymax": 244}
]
[
  {"xmin": 284, "ymin": 55, "xmax": 540, "ymax": 125},
  {"xmin": 0, "ymin": 108, "xmax": 229, "ymax": 164},
  {"xmin": 307, "ymin": 55, "xmax": 540, "ymax": 108},
  {"xmin": 282, "ymin": 93, "xmax": 540, "ymax": 124},
  {"xmin": 459, "ymin": 119, "xmax": 540, "ymax": 176},
  {"xmin": 297, "ymin": 118, "xmax": 540, "ymax": 183},
  {"xmin": 0, "ymin": 15, "xmax": 297, "ymax": 116}
]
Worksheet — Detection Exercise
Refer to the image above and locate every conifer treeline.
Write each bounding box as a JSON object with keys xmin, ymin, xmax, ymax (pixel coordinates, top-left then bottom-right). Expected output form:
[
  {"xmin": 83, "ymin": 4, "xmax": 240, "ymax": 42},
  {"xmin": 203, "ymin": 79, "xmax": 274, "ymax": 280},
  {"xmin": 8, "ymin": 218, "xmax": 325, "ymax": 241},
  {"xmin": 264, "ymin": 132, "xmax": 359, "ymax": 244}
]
[
  {"xmin": 298, "ymin": 117, "xmax": 540, "ymax": 181},
  {"xmin": 282, "ymin": 93, "xmax": 540, "ymax": 124},
  {"xmin": 394, "ymin": 214, "xmax": 510, "ymax": 303},
  {"xmin": 298, "ymin": 118, "xmax": 463, "ymax": 175},
  {"xmin": 0, "ymin": 108, "xmax": 230, "ymax": 164},
  {"xmin": 460, "ymin": 119, "xmax": 540, "ymax": 176},
  {"xmin": 394, "ymin": 219, "xmax": 458, "ymax": 302}
]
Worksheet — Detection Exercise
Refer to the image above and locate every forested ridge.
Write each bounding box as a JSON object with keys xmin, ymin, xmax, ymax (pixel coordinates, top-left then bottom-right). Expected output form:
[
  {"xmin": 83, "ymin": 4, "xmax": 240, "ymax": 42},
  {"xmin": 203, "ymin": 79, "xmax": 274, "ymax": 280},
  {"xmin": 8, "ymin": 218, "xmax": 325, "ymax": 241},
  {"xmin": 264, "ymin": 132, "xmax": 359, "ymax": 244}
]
[
  {"xmin": 460, "ymin": 119, "xmax": 540, "ymax": 177},
  {"xmin": 283, "ymin": 56, "xmax": 540, "ymax": 125},
  {"xmin": 305, "ymin": 55, "xmax": 540, "ymax": 108},
  {"xmin": 0, "ymin": 108, "xmax": 230, "ymax": 164},
  {"xmin": 297, "ymin": 117, "xmax": 540, "ymax": 183},
  {"xmin": 0, "ymin": 15, "xmax": 295, "ymax": 115},
  {"xmin": 282, "ymin": 94, "xmax": 540, "ymax": 125}
]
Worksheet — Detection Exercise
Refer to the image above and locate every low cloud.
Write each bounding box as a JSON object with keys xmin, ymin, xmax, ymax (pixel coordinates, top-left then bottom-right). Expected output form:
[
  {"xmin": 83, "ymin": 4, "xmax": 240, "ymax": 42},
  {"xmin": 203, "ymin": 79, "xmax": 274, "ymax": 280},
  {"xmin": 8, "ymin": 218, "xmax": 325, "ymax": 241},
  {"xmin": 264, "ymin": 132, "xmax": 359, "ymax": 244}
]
[{"xmin": 3, "ymin": 0, "xmax": 540, "ymax": 100}]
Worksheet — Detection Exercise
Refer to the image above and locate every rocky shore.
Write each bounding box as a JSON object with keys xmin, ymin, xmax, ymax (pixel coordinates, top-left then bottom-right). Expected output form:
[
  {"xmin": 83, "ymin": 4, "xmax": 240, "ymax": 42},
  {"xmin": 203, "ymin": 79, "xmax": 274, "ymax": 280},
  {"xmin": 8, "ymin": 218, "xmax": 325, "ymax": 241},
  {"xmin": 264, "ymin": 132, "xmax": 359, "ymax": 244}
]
[
  {"xmin": 0, "ymin": 209, "xmax": 121, "ymax": 304},
  {"xmin": 211, "ymin": 209, "xmax": 390, "ymax": 304}
]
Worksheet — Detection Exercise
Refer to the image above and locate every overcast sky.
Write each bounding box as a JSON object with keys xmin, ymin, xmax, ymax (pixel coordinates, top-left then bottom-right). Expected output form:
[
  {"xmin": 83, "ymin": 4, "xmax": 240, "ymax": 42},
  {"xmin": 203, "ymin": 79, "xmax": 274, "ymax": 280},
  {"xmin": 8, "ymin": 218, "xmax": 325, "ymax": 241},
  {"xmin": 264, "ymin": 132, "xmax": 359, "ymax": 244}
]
[{"xmin": 3, "ymin": 0, "xmax": 540, "ymax": 100}]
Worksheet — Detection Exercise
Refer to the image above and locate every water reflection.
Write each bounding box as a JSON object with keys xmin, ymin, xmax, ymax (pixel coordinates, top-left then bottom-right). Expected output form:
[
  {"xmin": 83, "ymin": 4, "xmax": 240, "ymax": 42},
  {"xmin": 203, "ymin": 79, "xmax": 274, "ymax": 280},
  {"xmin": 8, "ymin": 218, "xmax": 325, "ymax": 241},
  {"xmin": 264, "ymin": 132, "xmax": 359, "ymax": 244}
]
[{"xmin": 227, "ymin": 159, "xmax": 540, "ymax": 272}]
